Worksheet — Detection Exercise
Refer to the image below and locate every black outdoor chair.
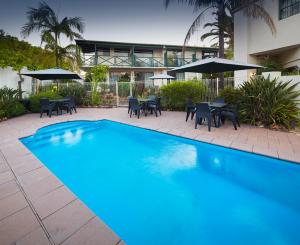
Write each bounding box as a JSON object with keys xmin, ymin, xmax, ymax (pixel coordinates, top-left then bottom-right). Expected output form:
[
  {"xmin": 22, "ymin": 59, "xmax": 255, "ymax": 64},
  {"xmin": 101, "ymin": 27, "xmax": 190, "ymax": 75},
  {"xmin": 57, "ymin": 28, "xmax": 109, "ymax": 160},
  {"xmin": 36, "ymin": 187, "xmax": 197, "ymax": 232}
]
[
  {"xmin": 129, "ymin": 98, "xmax": 143, "ymax": 119},
  {"xmin": 63, "ymin": 96, "xmax": 77, "ymax": 114},
  {"xmin": 220, "ymin": 104, "xmax": 240, "ymax": 130},
  {"xmin": 186, "ymin": 99, "xmax": 196, "ymax": 121},
  {"xmin": 195, "ymin": 102, "xmax": 217, "ymax": 132},
  {"xmin": 39, "ymin": 98, "xmax": 56, "ymax": 118},
  {"xmin": 148, "ymin": 95, "xmax": 157, "ymax": 101},
  {"xmin": 147, "ymin": 97, "xmax": 162, "ymax": 117},
  {"xmin": 127, "ymin": 96, "xmax": 133, "ymax": 114}
]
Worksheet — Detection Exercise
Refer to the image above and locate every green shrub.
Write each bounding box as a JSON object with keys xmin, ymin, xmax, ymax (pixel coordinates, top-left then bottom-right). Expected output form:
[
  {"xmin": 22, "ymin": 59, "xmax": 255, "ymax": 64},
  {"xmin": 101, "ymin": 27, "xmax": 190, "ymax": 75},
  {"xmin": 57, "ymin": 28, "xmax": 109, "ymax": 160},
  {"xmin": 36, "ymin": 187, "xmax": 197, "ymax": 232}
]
[
  {"xmin": 0, "ymin": 86, "xmax": 25, "ymax": 119},
  {"xmin": 0, "ymin": 109, "xmax": 5, "ymax": 120},
  {"xmin": 29, "ymin": 91, "xmax": 61, "ymax": 113},
  {"xmin": 219, "ymin": 87, "xmax": 243, "ymax": 105},
  {"xmin": 160, "ymin": 80, "xmax": 207, "ymax": 111},
  {"xmin": 58, "ymin": 84, "xmax": 86, "ymax": 105},
  {"xmin": 239, "ymin": 76, "xmax": 300, "ymax": 129}
]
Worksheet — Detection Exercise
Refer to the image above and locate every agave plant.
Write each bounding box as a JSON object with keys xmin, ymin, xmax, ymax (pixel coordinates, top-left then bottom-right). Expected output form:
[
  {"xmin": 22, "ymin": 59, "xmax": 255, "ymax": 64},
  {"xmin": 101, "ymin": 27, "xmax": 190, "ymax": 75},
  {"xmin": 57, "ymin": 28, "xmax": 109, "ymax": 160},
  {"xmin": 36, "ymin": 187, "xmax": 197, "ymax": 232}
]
[{"xmin": 239, "ymin": 76, "xmax": 300, "ymax": 129}]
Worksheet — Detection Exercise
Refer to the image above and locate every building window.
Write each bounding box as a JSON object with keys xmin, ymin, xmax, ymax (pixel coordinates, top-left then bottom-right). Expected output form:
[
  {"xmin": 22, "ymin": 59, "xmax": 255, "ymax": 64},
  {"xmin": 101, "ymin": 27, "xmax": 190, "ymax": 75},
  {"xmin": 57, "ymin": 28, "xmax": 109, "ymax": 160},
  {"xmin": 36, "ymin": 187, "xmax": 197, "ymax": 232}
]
[{"xmin": 279, "ymin": 0, "xmax": 300, "ymax": 19}]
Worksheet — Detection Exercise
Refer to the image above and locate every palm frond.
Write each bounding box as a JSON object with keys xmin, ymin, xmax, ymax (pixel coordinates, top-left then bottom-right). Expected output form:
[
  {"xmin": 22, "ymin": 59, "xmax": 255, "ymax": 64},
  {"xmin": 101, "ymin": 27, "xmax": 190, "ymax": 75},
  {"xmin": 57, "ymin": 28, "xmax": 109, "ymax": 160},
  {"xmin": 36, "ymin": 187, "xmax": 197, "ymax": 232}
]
[
  {"xmin": 243, "ymin": 2, "xmax": 276, "ymax": 34},
  {"xmin": 183, "ymin": 6, "xmax": 214, "ymax": 50}
]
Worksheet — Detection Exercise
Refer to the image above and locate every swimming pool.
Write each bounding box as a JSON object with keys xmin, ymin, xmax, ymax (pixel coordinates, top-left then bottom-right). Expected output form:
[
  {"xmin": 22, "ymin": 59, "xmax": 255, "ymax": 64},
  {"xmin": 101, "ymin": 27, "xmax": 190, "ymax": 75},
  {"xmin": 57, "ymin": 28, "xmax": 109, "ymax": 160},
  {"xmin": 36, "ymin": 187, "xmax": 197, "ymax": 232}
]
[{"xmin": 21, "ymin": 120, "xmax": 300, "ymax": 245}]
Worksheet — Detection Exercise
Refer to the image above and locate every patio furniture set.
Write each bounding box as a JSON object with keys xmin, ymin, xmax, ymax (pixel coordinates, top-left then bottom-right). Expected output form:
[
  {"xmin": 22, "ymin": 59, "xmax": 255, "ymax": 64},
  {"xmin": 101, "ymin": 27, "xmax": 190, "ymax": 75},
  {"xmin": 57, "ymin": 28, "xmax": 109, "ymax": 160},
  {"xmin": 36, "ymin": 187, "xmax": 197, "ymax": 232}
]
[
  {"xmin": 40, "ymin": 96, "xmax": 77, "ymax": 118},
  {"xmin": 128, "ymin": 96, "xmax": 162, "ymax": 119},
  {"xmin": 186, "ymin": 98, "xmax": 240, "ymax": 131}
]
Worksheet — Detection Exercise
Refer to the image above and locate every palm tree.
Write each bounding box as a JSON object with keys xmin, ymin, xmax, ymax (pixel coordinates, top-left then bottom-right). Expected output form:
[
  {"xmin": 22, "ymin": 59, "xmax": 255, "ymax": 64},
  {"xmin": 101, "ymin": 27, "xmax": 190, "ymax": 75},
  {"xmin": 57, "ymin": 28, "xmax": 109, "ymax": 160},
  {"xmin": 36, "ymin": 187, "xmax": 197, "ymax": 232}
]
[
  {"xmin": 200, "ymin": 12, "xmax": 234, "ymax": 49},
  {"xmin": 41, "ymin": 32, "xmax": 80, "ymax": 70},
  {"xmin": 165, "ymin": 0, "xmax": 275, "ymax": 58},
  {"xmin": 21, "ymin": 1, "xmax": 84, "ymax": 67},
  {"xmin": 165, "ymin": 0, "xmax": 276, "ymax": 88}
]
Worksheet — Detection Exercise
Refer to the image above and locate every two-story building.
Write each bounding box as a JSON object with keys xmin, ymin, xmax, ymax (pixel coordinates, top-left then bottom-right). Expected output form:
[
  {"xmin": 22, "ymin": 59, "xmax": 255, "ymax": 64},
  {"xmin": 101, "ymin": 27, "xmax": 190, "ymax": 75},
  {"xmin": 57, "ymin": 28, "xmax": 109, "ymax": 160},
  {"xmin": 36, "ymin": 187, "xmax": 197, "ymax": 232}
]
[
  {"xmin": 75, "ymin": 39, "xmax": 218, "ymax": 85},
  {"xmin": 234, "ymin": 0, "xmax": 300, "ymax": 84}
]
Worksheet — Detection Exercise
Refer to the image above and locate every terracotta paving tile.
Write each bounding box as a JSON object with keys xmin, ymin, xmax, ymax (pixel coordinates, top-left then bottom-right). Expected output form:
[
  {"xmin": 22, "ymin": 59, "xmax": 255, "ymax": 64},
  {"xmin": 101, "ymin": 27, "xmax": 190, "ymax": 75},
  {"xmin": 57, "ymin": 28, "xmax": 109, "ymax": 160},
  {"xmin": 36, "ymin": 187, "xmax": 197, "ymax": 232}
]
[
  {"xmin": 212, "ymin": 138, "xmax": 233, "ymax": 147},
  {"xmin": 230, "ymin": 142, "xmax": 253, "ymax": 153},
  {"xmin": 0, "ymin": 207, "xmax": 40, "ymax": 245},
  {"xmin": 0, "ymin": 180, "xmax": 20, "ymax": 200},
  {"xmin": 252, "ymin": 146, "xmax": 278, "ymax": 158},
  {"xmin": 18, "ymin": 167, "xmax": 52, "ymax": 187},
  {"xmin": 13, "ymin": 158, "xmax": 43, "ymax": 176},
  {"xmin": 15, "ymin": 227, "xmax": 51, "ymax": 245},
  {"xmin": 43, "ymin": 199, "xmax": 95, "ymax": 244},
  {"xmin": 33, "ymin": 186, "xmax": 77, "ymax": 220},
  {"xmin": 24, "ymin": 175, "xmax": 63, "ymax": 202},
  {"xmin": 0, "ymin": 191, "xmax": 28, "ymax": 221},
  {"xmin": 62, "ymin": 217, "xmax": 120, "ymax": 245},
  {"xmin": 0, "ymin": 162, "xmax": 9, "ymax": 174},
  {"xmin": 194, "ymin": 134, "xmax": 214, "ymax": 143},
  {"xmin": 0, "ymin": 171, "xmax": 15, "ymax": 185}
]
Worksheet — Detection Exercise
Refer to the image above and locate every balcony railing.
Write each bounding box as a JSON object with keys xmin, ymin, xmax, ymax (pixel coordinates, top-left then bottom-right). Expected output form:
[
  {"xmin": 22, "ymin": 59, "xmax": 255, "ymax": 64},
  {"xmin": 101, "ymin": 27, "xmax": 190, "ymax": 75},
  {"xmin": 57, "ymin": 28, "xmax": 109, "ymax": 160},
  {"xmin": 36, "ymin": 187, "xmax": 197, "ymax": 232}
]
[{"xmin": 81, "ymin": 54, "xmax": 196, "ymax": 68}]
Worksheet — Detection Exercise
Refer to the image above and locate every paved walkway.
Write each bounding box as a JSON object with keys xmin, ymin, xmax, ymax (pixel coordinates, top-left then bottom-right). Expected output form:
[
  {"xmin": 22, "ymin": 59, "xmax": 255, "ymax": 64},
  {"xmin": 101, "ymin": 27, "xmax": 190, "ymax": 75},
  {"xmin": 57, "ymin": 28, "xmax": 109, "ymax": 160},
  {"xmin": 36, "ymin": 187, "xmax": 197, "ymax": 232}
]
[{"xmin": 0, "ymin": 108, "xmax": 299, "ymax": 245}]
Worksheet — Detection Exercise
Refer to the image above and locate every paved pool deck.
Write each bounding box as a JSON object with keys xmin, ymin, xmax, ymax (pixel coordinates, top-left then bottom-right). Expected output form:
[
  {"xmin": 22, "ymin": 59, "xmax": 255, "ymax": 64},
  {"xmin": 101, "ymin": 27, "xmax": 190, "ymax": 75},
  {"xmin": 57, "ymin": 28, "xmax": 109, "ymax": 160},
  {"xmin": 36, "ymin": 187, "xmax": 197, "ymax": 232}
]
[{"xmin": 0, "ymin": 108, "xmax": 299, "ymax": 245}]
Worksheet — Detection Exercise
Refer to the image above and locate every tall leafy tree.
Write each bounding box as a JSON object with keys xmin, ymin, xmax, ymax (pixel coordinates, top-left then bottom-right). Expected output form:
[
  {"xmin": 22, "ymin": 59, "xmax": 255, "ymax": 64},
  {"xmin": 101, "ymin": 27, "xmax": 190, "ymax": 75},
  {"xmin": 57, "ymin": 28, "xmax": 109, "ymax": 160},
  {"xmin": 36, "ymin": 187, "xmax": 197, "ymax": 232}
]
[
  {"xmin": 21, "ymin": 1, "xmax": 84, "ymax": 67},
  {"xmin": 165, "ymin": 0, "xmax": 276, "ymax": 88},
  {"xmin": 0, "ymin": 30, "xmax": 57, "ymax": 98}
]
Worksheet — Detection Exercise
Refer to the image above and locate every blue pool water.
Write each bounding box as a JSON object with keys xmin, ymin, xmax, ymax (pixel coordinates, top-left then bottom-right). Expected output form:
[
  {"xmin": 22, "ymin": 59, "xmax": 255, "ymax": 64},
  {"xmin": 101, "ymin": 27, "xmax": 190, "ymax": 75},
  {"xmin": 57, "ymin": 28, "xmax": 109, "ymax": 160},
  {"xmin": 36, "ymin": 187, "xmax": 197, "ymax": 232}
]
[{"xmin": 21, "ymin": 120, "xmax": 300, "ymax": 245}]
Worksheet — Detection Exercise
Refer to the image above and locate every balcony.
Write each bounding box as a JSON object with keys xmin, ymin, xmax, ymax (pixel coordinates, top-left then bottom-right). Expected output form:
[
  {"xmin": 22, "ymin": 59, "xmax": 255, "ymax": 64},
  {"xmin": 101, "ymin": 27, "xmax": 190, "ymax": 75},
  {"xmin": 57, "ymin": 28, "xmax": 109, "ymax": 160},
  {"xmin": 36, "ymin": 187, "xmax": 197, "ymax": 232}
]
[{"xmin": 81, "ymin": 54, "xmax": 196, "ymax": 68}]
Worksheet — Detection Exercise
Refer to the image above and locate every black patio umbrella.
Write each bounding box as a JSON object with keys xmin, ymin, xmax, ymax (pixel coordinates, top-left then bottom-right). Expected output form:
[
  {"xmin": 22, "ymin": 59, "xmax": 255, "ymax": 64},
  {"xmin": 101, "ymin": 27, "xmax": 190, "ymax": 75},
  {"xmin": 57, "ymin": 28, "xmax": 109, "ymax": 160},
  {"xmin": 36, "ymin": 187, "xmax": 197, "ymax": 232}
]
[
  {"xmin": 21, "ymin": 68, "xmax": 82, "ymax": 91},
  {"xmin": 21, "ymin": 68, "xmax": 82, "ymax": 80},
  {"xmin": 168, "ymin": 57, "xmax": 263, "ymax": 74}
]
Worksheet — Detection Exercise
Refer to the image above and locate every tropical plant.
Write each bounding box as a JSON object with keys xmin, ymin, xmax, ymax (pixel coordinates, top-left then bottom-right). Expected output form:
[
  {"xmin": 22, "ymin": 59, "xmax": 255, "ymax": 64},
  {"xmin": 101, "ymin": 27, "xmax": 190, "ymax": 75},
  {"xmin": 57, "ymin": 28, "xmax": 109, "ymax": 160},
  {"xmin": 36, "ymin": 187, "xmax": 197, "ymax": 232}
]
[
  {"xmin": 165, "ymin": 0, "xmax": 275, "ymax": 56},
  {"xmin": 239, "ymin": 76, "xmax": 300, "ymax": 129},
  {"xmin": 200, "ymin": 11, "xmax": 234, "ymax": 48},
  {"xmin": 165, "ymin": 0, "xmax": 276, "ymax": 89},
  {"xmin": 21, "ymin": 1, "xmax": 84, "ymax": 67},
  {"xmin": 86, "ymin": 65, "xmax": 109, "ymax": 105},
  {"xmin": 219, "ymin": 87, "xmax": 243, "ymax": 105},
  {"xmin": 0, "ymin": 86, "xmax": 25, "ymax": 119},
  {"xmin": 29, "ymin": 91, "xmax": 61, "ymax": 112},
  {"xmin": 58, "ymin": 84, "xmax": 86, "ymax": 105},
  {"xmin": 160, "ymin": 80, "xmax": 207, "ymax": 110},
  {"xmin": 41, "ymin": 32, "xmax": 81, "ymax": 70}
]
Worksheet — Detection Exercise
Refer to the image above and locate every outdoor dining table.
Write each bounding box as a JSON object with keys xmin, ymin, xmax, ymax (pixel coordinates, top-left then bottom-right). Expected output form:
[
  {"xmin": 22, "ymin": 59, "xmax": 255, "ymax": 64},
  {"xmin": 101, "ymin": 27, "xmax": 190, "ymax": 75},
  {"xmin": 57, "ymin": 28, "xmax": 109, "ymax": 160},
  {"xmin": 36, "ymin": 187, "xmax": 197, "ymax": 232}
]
[{"xmin": 49, "ymin": 98, "xmax": 71, "ymax": 115}]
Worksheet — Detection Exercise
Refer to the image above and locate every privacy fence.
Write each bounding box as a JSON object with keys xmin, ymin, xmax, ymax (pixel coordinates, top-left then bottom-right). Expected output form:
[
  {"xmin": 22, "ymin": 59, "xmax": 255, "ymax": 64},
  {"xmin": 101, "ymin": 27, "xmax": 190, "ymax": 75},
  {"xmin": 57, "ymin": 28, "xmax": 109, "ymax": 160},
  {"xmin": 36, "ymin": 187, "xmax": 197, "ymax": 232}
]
[{"xmin": 39, "ymin": 78, "xmax": 235, "ymax": 107}]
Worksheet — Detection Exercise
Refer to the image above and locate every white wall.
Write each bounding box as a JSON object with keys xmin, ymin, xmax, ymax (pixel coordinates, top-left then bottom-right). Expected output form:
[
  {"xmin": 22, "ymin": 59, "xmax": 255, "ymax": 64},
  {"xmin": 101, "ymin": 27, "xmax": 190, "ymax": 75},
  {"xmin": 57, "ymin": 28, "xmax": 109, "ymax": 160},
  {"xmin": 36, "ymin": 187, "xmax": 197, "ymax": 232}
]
[
  {"xmin": 234, "ymin": 0, "xmax": 300, "ymax": 81},
  {"xmin": 0, "ymin": 67, "xmax": 33, "ymax": 97}
]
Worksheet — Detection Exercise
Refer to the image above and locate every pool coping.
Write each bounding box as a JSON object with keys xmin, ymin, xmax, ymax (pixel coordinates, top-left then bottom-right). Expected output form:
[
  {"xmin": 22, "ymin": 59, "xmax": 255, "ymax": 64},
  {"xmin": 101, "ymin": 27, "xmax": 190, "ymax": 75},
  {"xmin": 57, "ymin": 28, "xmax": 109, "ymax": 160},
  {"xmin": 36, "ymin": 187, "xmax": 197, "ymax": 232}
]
[
  {"xmin": 22, "ymin": 118, "xmax": 299, "ymax": 165},
  {"xmin": 0, "ymin": 111, "xmax": 299, "ymax": 244}
]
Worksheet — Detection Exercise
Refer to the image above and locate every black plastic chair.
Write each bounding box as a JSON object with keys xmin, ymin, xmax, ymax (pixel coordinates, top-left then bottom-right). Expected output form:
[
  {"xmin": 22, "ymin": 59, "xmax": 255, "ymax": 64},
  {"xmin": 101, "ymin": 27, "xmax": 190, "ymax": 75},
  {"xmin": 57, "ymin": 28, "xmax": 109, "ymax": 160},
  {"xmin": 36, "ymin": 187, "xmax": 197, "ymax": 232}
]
[
  {"xmin": 195, "ymin": 103, "xmax": 217, "ymax": 132},
  {"xmin": 39, "ymin": 98, "xmax": 56, "ymax": 118},
  {"xmin": 148, "ymin": 95, "xmax": 157, "ymax": 101},
  {"xmin": 127, "ymin": 96, "xmax": 133, "ymax": 114},
  {"xmin": 147, "ymin": 97, "xmax": 162, "ymax": 117},
  {"xmin": 221, "ymin": 104, "xmax": 240, "ymax": 130},
  {"xmin": 129, "ymin": 98, "xmax": 143, "ymax": 119},
  {"xmin": 186, "ymin": 99, "xmax": 196, "ymax": 121},
  {"xmin": 64, "ymin": 96, "xmax": 77, "ymax": 114}
]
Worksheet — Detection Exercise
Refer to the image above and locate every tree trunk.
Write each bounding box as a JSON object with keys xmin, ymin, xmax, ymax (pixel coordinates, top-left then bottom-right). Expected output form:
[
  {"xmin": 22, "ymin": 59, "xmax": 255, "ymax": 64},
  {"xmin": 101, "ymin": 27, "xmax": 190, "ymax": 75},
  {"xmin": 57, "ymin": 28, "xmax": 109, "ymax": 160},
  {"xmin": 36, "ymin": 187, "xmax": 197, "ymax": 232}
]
[
  {"xmin": 217, "ymin": 1, "xmax": 225, "ymax": 91},
  {"xmin": 54, "ymin": 32, "xmax": 59, "ymax": 67},
  {"xmin": 17, "ymin": 72, "xmax": 24, "ymax": 100}
]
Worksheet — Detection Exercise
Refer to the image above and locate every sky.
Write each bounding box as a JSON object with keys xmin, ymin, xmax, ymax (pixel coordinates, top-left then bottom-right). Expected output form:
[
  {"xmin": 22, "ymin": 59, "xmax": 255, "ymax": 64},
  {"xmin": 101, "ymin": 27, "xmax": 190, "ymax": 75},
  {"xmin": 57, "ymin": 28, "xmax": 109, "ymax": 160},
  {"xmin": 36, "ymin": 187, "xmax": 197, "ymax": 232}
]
[{"xmin": 0, "ymin": 0, "xmax": 214, "ymax": 47}]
